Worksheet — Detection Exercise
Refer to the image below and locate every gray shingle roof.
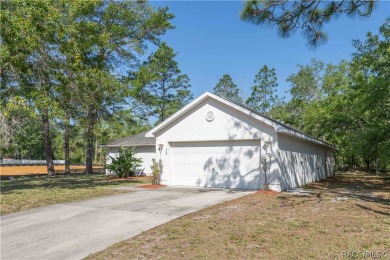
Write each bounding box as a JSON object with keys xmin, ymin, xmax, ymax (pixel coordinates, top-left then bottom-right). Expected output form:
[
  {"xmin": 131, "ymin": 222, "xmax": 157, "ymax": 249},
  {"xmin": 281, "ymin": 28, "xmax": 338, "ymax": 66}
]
[
  {"xmin": 106, "ymin": 131, "xmax": 155, "ymax": 147},
  {"xmin": 216, "ymin": 94, "xmax": 336, "ymax": 148}
]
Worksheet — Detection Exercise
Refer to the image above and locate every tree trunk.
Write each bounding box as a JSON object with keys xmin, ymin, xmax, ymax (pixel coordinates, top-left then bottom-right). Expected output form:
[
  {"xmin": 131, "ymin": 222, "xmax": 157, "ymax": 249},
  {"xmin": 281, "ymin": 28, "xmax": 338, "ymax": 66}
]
[
  {"xmin": 160, "ymin": 85, "xmax": 166, "ymax": 122},
  {"xmin": 64, "ymin": 112, "xmax": 71, "ymax": 174},
  {"xmin": 376, "ymin": 158, "xmax": 379, "ymax": 176},
  {"xmin": 42, "ymin": 110, "xmax": 55, "ymax": 176},
  {"xmin": 365, "ymin": 160, "xmax": 370, "ymax": 171},
  {"xmin": 85, "ymin": 105, "xmax": 95, "ymax": 174},
  {"xmin": 94, "ymin": 139, "xmax": 98, "ymax": 165}
]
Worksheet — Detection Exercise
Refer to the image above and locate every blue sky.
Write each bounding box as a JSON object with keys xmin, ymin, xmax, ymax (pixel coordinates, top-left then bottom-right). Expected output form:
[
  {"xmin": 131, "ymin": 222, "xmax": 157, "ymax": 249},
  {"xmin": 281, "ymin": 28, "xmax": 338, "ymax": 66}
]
[{"xmin": 150, "ymin": 1, "xmax": 390, "ymax": 100}]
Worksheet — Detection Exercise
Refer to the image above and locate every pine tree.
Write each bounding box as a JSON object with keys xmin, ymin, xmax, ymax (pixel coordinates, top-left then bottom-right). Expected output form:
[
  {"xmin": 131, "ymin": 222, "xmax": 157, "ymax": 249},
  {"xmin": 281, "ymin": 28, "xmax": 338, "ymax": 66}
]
[
  {"xmin": 241, "ymin": 0, "xmax": 376, "ymax": 48},
  {"xmin": 213, "ymin": 74, "xmax": 243, "ymax": 103},
  {"xmin": 246, "ymin": 66, "xmax": 279, "ymax": 114},
  {"xmin": 132, "ymin": 42, "xmax": 193, "ymax": 123}
]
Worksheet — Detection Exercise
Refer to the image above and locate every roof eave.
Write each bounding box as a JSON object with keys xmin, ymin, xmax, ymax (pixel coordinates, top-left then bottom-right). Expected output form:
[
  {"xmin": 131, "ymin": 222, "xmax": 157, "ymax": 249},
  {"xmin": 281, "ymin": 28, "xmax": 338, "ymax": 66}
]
[
  {"xmin": 276, "ymin": 127, "xmax": 337, "ymax": 149},
  {"xmin": 106, "ymin": 144, "xmax": 155, "ymax": 148},
  {"xmin": 146, "ymin": 91, "xmax": 337, "ymax": 149}
]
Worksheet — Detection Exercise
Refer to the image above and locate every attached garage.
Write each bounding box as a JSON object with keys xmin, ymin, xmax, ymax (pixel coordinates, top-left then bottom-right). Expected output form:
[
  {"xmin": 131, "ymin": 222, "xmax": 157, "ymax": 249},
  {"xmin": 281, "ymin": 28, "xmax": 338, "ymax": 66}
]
[
  {"xmin": 145, "ymin": 92, "xmax": 336, "ymax": 191},
  {"xmin": 170, "ymin": 140, "xmax": 261, "ymax": 189}
]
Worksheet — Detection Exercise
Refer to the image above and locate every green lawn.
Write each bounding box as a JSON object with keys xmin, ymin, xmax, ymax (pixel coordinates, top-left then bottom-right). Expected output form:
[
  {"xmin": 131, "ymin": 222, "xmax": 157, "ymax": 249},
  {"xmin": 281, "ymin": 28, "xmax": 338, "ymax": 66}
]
[{"xmin": 0, "ymin": 174, "xmax": 149, "ymax": 215}]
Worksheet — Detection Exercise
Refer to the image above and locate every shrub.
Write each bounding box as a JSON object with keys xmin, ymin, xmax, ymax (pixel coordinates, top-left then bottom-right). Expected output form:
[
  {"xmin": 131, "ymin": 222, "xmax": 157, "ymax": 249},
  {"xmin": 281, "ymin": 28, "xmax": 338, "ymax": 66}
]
[
  {"xmin": 150, "ymin": 159, "xmax": 163, "ymax": 185},
  {"xmin": 106, "ymin": 147, "xmax": 142, "ymax": 178},
  {"xmin": 261, "ymin": 156, "xmax": 270, "ymax": 190}
]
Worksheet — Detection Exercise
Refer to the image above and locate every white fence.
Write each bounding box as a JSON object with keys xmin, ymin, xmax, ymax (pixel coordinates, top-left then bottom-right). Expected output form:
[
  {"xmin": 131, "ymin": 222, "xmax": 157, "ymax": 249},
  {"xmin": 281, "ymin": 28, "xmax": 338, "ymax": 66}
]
[{"xmin": 0, "ymin": 159, "xmax": 65, "ymax": 165}]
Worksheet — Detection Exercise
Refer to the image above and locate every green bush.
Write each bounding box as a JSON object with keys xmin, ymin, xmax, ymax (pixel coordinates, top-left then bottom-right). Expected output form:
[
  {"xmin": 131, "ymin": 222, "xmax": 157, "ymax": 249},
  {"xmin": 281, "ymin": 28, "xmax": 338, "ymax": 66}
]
[
  {"xmin": 106, "ymin": 147, "xmax": 142, "ymax": 178},
  {"xmin": 261, "ymin": 156, "xmax": 270, "ymax": 190},
  {"xmin": 150, "ymin": 159, "xmax": 163, "ymax": 185}
]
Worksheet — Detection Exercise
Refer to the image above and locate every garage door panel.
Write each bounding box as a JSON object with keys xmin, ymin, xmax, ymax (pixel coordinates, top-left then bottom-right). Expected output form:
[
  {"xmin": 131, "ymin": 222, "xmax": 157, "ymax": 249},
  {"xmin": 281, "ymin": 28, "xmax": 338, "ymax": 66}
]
[{"xmin": 170, "ymin": 140, "xmax": 261, "ymax": 189}]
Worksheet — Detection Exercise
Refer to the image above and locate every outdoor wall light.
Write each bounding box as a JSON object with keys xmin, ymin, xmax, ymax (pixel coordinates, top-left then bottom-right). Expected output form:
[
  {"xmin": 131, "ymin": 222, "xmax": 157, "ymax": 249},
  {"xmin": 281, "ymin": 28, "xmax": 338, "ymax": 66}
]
[
  {"xmin": 264, "ymin": 138, "xmax": 271, "ymax": 151},
  {"xmin": 264, "ymin": 138, "xmax": 272, "ymax": 158},
  {"xmin": 265, "ymin": 137, "xmax": 272, "ymax": 146},
  {"xmin": 158, "ymin": 144, "xmax": 164, "ymax": 153}
]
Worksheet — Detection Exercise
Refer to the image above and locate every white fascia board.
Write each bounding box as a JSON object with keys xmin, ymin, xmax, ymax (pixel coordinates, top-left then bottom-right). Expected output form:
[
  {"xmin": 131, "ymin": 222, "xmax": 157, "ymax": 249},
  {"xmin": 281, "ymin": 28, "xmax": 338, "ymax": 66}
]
[
  {"xmin": 146, "ymin": 92, "xmax": 217, "ymax": 137},
  {"xmin": 146, "ymin": 91, "xmax": 336, "ymax": 149},
  {"xmin": 106, "ymin": 144, "xmax": 155, "ymax": 148},
  {"xmin": 146, "ymin": 91, "xmax": 278, "ymax": 137},
  {"xmin": 276, "ymin": 126, "xmax": 336, "ymax": 149},
  {"xmin": 207, "ymin": 92, "xmax": 278, "ymax": 128}
]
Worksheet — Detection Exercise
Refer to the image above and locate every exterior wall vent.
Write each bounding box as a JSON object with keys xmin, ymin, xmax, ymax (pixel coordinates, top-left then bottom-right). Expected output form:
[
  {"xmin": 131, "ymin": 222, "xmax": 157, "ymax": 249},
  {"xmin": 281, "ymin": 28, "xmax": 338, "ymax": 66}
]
[{"xmin": 206, "ymin": 111, "xmax": 215, "ymax": 122}]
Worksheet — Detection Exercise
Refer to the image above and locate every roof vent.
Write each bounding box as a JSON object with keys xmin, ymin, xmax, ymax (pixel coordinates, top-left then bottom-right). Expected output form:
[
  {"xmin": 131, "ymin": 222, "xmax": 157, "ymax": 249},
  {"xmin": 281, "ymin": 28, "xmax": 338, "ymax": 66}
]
[{"xmin": 206, "ymin": 111, "xmax": 215, "ymax": 122}]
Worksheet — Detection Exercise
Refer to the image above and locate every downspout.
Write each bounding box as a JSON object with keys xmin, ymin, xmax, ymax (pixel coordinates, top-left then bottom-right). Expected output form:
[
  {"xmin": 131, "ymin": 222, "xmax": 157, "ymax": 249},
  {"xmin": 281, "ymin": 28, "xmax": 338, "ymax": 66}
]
[{"xmin": 325, "ymin": 149, "xmax": 327, "ymax": 177}]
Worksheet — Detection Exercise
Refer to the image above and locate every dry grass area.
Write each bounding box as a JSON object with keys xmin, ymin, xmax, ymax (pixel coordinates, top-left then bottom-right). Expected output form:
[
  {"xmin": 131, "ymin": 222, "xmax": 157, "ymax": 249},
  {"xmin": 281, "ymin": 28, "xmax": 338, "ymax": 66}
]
[
  {"xmin": 88, "ymin": 171, "xmax": 390, "ymax": 259},
  {"xmin": 0, "ymin": 165, "xmax": 103, "ymax": 176},
  {"xmin": 0, "ymin": 174, "xmax": 150, "ymax": 215}
]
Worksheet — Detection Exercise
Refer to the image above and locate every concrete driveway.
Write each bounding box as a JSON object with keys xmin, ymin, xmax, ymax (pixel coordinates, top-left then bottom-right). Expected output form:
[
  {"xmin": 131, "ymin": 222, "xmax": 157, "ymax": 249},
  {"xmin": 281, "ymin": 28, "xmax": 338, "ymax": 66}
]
[{"xmin": 1, "ymin": 186, "xmax": 253, "ymax": 260}]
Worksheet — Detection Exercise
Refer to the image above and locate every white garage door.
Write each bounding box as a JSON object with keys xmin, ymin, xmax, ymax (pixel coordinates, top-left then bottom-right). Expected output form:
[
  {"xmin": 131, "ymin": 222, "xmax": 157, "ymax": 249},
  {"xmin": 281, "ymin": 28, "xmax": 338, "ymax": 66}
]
[{"xmin": 170, "ymin": 140, "xmax": 261, "ymax": 189}]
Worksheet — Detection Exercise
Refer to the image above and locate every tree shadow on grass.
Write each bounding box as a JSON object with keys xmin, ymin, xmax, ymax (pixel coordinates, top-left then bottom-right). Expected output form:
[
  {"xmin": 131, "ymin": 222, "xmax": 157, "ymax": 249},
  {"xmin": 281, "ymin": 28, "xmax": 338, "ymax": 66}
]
[
  {"xmin": 0, "ymin": 174, "xmax": 144, "ymax": 194},
  {"xmin": 310, "ymin": 173, "xmax": 389, "ymax": 205},
  {"xmin": 277, "ymin": 172, "xmax": 390, "ymax": 212},
  {"xmin": 355, "ymin": 204, "xmax": 390, "ymax": 216},
  {"xmin": 276, "ymin": 195, "xmax": 319, "ymax": 208},
  {"xmin": 305, "ymin": 172, "xmax": 390, "ymax": 193}
]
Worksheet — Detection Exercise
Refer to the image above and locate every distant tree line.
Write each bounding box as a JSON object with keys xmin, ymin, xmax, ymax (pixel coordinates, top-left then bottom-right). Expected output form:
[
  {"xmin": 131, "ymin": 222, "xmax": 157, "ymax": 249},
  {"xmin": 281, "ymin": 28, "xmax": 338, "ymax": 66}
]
[
  {"xmin": 213, "ymin": 20, "xmax": 390, "ymax": 172},
  {"xmin": 0, "ymin": 0, "xmax": 192, "ymax": 175},
  {"xmin": 1, "ymin": 1, "xmax": 387, "ymax": 175}
]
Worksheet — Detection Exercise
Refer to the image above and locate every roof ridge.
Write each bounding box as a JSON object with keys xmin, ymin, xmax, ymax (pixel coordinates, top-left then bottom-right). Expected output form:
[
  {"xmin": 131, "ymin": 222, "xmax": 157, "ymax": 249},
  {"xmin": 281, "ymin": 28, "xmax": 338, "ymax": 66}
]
[{"xmin": 214, "ymin": 93, "xmax": 336, "ymax": 148}]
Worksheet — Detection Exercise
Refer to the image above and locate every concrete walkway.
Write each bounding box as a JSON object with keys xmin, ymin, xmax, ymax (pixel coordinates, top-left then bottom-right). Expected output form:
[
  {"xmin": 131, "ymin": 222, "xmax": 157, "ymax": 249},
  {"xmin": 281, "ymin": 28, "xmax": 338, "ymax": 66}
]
[{"xmin": 1, "ymin": 186, "xmax": 253, "ymax": 260}]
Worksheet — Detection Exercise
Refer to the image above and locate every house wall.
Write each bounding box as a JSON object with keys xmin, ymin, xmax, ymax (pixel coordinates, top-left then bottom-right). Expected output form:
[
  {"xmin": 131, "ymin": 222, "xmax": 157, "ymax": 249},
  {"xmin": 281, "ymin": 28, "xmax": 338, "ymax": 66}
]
[
  {"xmin": 275, "ymin": 133, "xmax": 335, "ymax": 190},
  {"xmin": 153, "ymin": 97, "xmax": 281, "ymax": 189},
  {"xmin": 106, "ymin": 146, "xmax": 156, "ymax": 175},
  {"xmin": 326, "ymin": 149, "xmax": 335, "ymax": 177},
  {"xmin": 151, "ymin": 96, "xmax": 335, "ymax": 191}
]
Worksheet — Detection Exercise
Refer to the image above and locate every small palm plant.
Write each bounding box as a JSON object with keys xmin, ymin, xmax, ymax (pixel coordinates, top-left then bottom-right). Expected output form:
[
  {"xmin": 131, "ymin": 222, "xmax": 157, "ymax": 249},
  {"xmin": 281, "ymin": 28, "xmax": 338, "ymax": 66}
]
[
  {"xmin": 262, "ymin": 139, "xmax": 273, "ymax": 190},
  {"xmin": 150, "ymin": 159, "xmax": 163, "ymax": 185},
  {"xmin": 106, "ymin": 147, "xmax": 142, "ymax": 178},
  {"xmin": 261, "ymin": 156, "xmax": 270, "ymax": 190}
]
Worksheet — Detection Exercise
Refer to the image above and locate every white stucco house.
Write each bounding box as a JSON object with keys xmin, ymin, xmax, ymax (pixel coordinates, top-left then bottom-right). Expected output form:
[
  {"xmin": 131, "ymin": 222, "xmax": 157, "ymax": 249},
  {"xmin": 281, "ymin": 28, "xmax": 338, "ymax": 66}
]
[
  {"xmin": 106, "ymin": 131, "xmax": 156, "ymax": 175},
  {"xmin": 107, "ymin": 92, "xmax": 336, "ymax": 191}
]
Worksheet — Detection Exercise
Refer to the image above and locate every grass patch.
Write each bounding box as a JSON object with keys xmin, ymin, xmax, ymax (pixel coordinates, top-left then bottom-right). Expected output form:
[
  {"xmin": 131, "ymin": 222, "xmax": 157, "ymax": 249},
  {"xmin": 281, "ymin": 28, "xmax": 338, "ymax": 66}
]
[
  {"xmin": 0, "ymin": 173, "xmax": 149, "ymax": 215},
  {"xmin": 87, "ymin": 171, "xmax": 390, "ymax": 259}
]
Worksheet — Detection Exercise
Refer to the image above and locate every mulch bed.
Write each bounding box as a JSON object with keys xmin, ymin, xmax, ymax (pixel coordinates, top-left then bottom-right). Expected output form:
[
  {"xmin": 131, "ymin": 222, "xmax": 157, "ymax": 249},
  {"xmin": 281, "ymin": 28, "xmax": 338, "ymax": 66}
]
[
  {"xmin": 137, "ymin": 184, "xmax": 166, "ymax": 189},
  {"xmin": 256, "ymin": 190, "xmax": 278, "ymax": 195},
  {"xmin": 106, "ymin": 176, "xmax": 152, "ymax": 181}
]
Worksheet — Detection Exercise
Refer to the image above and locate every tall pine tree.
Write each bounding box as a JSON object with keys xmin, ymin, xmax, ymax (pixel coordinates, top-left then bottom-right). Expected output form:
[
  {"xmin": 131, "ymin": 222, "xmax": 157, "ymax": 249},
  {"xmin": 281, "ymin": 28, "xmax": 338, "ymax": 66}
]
[
  {"xmin": 213, "ymin": 74, "xmax": 243, "ymax": 103},
  {"xmin": 132, "ymin": 42, "xmax": 193, "ymax": 123},
  {"xmin": 246, "ymin": 65, "xmax": 279, "ymax": 114},
  {"xmin": 241, "ymin": 0, "xmax": 376, "ymax": 48}
]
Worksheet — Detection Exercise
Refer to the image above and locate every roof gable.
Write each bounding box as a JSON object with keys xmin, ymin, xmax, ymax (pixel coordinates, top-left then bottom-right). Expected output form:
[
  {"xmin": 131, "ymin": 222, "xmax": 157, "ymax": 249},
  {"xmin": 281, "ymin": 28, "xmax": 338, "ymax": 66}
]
[{"xmin": 146, "ymin": 92, "xmax": 335, "ymax": 149}]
